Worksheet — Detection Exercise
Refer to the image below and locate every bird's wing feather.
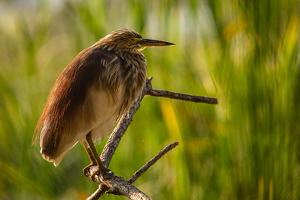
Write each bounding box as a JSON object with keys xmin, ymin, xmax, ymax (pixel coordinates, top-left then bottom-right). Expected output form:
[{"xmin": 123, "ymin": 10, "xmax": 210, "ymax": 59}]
[{"xmin": 33, "ymin": 47, "xmax": 123, "ymax": 164}]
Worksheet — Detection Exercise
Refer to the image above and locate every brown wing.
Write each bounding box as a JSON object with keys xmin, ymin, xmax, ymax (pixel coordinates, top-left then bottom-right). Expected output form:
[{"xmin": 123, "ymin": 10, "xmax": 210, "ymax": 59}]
[{"xmin": 33, "ymin": 47, "xmax": 120, "ymax": 161}]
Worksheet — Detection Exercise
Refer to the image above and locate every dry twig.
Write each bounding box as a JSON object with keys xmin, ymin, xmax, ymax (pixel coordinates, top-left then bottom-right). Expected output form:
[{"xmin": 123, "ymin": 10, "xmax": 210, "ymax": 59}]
[
  {"xmin": 148, "ymin": 88, "xmax": 218, "ymax": 104},
  {"xmin": 128, "ymin": 142, "xmax": 179, "ymax": 184}
]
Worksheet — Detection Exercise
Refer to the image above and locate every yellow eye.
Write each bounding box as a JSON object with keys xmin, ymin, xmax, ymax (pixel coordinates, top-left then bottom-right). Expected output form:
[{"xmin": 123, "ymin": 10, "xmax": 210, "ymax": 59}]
[{"xmin": 129, "ymin": 38, "xmax": 136, "ymax": 43}]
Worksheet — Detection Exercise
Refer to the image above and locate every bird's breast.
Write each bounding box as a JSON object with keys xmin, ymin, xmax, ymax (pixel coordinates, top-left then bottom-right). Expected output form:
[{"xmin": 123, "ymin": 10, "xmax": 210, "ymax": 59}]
[
  {"xmin": 116, "ymin": 52, "xmax": 147, "ymax": 114},
  {"xmin": 85, "ymin": 52, "xmax": 147, "ymax": 143}
]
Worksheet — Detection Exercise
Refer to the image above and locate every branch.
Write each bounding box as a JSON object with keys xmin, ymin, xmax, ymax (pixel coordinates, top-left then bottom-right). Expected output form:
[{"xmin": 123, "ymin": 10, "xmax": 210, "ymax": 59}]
[
  {"xmin": 87, "ymin": 142, "xmax": 179, "ymax": 200},
  {"xmin": 87, "ymin": 167, "xmax": 151, "ymax": 200},
  {"xmin": 128, "ymin": 142, "xmax": 179, "ymax": 184},
  {"xmin": 100, "ymin": 76, "xmax": 217, "ymax": 167},
  {"xmin": 86, "ymin": 77, "xmax": 218, "ymax": 199},
  {"xmin": 147, "ymin": 89, "xmax": 218, "ymax": 104}
]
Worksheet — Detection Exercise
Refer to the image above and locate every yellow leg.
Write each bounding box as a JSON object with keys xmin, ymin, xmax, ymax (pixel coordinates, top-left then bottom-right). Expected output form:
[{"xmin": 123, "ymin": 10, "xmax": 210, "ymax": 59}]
[
  {"xmin": 83, "ymin": 132, "xmax": 104, "ymax": 181},
  {"xmin": 83, "ymin": 141, "xmax": 97, "ymax": 165},
  {"xmin": 86, "ymin": 131, "xmax": 103, "ymax": 168}
]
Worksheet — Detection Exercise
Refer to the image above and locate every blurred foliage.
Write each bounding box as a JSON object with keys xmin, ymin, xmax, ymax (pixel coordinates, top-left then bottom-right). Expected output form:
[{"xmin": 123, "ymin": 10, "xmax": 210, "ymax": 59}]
[{"xmin": 0, "ymin": 0, "xmax": 300, "ymax": 199}]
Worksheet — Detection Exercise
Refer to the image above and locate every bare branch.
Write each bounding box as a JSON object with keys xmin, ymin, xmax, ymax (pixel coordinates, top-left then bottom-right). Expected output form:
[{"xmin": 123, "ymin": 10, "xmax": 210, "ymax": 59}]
[
  {"xmin": 86, "ymin": 76, "xmax": 218, "ymax": 199},
  {"xmin": 128, "ymin": 142, "xmax": 179, "ymax": 184},
  {"xmin": 87, "ymin": 141, "xmax": 179, "ymax": 200},
  {"xmin": 100, "ymin": 76, "xmax": 218, "ymax": 168},
  {"xmin": 147, "ymin": 88, "xmax": 218, "ymax": 104},
  {"xmin": 87, "ymin": 184, "xmax": 110, "ymax": 200}
]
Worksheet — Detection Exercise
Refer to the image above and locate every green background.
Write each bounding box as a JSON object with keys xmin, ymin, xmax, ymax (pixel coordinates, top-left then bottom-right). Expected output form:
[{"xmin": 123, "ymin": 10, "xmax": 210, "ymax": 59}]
[{"xmin": 0, "ymin": 0, "xmax": 300, "ymax": 199}]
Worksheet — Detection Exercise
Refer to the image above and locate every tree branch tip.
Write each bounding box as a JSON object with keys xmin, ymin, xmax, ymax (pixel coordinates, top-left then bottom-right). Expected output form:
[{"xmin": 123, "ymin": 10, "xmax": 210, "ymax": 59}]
[{"xmin": 166, "ymin": 141, "xmax": 179, "ymax": 149}]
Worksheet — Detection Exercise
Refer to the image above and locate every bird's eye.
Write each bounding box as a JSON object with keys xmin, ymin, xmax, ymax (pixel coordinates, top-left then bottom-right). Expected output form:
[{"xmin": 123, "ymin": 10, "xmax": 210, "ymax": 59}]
[{"xmin": 129, "ymin": 38, "xmax": 136, "ymax": 43}]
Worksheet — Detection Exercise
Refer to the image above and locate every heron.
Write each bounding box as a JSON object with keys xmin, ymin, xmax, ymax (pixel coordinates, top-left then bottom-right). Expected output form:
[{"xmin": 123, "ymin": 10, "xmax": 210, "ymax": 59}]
[{"xmin": 33, "ymin": 29, "xmax": 174, "ymax": 176}]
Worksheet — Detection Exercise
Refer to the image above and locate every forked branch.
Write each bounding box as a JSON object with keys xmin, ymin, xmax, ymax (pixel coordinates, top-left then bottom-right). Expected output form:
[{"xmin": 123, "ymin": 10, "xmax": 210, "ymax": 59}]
[{"xmin": 87, "ymin": 77, "xmax": 218, "ymax": 200}]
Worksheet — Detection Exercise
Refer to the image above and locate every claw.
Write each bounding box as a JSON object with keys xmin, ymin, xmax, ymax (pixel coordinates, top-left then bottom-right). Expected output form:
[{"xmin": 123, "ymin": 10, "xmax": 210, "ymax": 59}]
[
  {"xmin": 90, "ymin": 168, "xmax": 100, "ymax": 182},
  {"xmin": 83, "ymin": 163, "xmax": 97, "ymax": 177}
]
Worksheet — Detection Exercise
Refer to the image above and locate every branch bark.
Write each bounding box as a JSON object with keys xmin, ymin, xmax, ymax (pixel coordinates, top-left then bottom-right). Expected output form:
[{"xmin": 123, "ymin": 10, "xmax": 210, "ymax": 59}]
[
  {"xmin": 87, "ymin": 167, "xmax": 151, "ymax": 200},
  {"xmin": 148, "ymin": 88, "xmax": 218, "ymax": 104},
  {"xmin": 86, "ymin": 77, "xmax": 218, "ymax": 200},
  {"xmin": 128, "ymin": 142, "xmax": 179, "ymax": 184}
]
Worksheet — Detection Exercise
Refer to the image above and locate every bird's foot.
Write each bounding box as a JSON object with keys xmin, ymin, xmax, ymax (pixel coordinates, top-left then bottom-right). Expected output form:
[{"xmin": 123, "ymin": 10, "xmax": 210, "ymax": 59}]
[
  {"xmin": 83, "ymin": 163, "xmax": 97, "ymax": 178},
  {"xmin": 83, "ymin": 162, "xmax": 109, "ymax": 182}
]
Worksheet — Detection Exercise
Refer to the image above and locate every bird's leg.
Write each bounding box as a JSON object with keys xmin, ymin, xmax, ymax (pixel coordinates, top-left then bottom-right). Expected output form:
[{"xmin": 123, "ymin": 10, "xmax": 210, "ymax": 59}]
[
  {"xmin": 83, "ymin": 132, "xmax": 106, "ymax": 181},
  {"xmin": 83, "ymin": 141, "xmax": 97, "ymax": 177},
  {"xmin": 86, "ymin": 132, "xmax": 103, "ymax": 167}
]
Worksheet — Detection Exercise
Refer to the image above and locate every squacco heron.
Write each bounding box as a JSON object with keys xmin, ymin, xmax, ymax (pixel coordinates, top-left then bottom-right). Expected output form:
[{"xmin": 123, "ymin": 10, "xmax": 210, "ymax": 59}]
[{"xmin": 33, "ymin": 29, "xmax": 174, "ymax": 175}]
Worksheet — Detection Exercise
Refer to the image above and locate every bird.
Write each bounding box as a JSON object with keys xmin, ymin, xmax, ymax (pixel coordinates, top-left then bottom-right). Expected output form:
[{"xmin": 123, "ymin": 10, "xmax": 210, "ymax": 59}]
[{"xmin": 33, "ymin": 29, "xmax": 174, "ymax": 175}]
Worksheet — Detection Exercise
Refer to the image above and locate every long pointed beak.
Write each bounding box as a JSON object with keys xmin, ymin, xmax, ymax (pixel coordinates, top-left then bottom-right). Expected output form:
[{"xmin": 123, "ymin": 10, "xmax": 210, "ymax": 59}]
[{"xmin": 137, "ymin": 38, "xmax": 175, "ymax": 47}]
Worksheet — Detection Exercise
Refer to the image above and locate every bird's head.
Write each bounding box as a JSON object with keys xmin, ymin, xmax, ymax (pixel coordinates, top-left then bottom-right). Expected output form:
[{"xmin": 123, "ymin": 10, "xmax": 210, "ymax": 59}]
[{"xmin": 96, "ymin": 29, "xmax": 174, "ymax": 53}]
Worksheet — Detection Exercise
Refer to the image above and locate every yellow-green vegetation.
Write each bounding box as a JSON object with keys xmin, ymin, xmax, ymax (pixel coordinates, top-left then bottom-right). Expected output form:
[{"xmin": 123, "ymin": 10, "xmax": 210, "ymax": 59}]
[{"xmin": 0, "ymin": 0, "xmax": 299, "ymax": 199}]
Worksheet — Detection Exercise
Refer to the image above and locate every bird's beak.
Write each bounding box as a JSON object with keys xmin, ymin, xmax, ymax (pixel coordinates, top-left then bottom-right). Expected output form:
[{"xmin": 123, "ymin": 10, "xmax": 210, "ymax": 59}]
[{"xmin": 137, "ymin": 38, "xmax": 175, "ymax": 47}]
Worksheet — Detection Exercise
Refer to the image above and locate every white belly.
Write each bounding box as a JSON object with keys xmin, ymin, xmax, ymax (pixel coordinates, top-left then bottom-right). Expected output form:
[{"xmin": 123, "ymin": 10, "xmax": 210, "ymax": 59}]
[{"xmin": 52, "ymin": 85, "xmax": 125, "ymax": 166}]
